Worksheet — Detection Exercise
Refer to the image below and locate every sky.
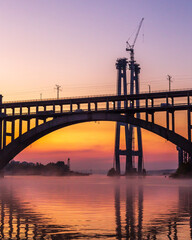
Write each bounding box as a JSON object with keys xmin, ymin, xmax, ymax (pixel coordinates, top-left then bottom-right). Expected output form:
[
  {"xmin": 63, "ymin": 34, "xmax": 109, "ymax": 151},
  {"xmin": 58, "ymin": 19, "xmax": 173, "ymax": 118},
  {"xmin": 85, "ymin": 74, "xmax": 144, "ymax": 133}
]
[{"xmin": 0, "ymin": 0, "xmax": 192, "ymax": 171}]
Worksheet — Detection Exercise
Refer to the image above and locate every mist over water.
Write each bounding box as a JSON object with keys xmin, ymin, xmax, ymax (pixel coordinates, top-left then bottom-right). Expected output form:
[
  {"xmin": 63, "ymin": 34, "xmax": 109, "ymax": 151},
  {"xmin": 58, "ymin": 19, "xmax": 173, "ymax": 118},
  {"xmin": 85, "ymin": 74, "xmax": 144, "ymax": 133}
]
[{"xmin": 0, "ymin": 175, "xmax": 192, "ymax": 239}]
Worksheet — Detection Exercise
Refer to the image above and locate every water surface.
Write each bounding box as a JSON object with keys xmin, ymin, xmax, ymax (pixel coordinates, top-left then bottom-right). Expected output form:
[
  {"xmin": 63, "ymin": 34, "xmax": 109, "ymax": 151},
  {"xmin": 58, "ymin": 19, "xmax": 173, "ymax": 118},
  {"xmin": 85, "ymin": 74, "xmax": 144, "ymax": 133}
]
[{"xmin": 0, "ymin": 175, "xmax": 192, "ymax": 239}]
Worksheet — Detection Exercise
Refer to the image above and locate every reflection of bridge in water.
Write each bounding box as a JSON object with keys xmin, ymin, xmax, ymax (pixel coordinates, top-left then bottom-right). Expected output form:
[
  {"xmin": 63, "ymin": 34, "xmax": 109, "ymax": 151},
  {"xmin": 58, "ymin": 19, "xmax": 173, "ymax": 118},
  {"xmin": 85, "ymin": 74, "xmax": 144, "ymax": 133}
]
[
  {"xmin": 0, "ymin": 89, "xmax": 192, "ymax": 172},
  {"xmin": 1, "ymin": 180, "xmax": 192, "ymax": 239},
  {"xmin": 0, "ymin": 185, "xmax": 84, "ymax": 239},
  {"xmin": 114, "ymin": 182, "xmax": 192, "ymax": 240}
]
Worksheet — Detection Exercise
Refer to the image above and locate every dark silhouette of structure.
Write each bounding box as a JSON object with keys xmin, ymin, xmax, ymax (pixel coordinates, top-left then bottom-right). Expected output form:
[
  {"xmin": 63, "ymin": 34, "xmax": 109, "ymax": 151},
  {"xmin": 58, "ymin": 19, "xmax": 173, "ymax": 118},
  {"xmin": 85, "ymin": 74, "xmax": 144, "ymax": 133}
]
[
  {"xmin": 115, "ymin": 57, "xmax": 143, "ymax": 175},
  {"xmin": 125, "ymin": 18, "xmax": 144, "ymax": 174},
  {"xmin": 114, "ymin": 184, "xmax": 192, "ymax": 239},
  {"xmin": 0, "ymin": 90, "xmax": 192, "ymax": 172},
  {"xmin": 115, "ymin": 58, "xmax": 131, "ymax": 175},
  {"xmin": 0, "ymin": 185, "xmax": 84, "ymax": 239}
]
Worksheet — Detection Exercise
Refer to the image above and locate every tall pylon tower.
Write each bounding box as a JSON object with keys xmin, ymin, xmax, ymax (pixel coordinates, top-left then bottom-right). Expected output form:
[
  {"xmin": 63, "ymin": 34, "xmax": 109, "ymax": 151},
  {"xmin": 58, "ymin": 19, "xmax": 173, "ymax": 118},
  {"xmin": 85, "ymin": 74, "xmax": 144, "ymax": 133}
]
[
  {"xmin": 114, "ymin": 58, "xmax": 143, "ymax": 175},
  {"xmin": 115, "ymin": 58, "xmax": 132, "ymax": 175},
  {"xmin": 115, "ymin": 18, "xmax": 144, "ymax": 175},
  {"xmin": 126, "ymin": 18, "xmax": 144, "ymax": 174},
  {"xmin": 128, "ymin": 59, "xmax": 143, "ymax": 174}
]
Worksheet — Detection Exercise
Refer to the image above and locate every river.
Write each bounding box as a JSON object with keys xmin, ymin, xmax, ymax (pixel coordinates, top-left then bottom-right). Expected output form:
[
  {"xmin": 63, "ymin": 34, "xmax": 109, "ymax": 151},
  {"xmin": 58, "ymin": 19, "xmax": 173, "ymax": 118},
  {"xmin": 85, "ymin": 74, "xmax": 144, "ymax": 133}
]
[{"xmin": 0, "ymin": 175, "xmax": 192, "ymax": 239}]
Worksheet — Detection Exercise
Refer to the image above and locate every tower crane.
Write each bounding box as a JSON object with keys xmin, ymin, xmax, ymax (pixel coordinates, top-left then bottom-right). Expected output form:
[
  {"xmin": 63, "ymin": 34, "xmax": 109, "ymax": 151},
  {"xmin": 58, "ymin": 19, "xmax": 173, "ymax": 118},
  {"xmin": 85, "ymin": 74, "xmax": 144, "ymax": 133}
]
[
  {"xmin": 126, "ymin": 18, "xmax": 144, "ymax": 61},
  {"xmin": 125, "ymin": 18, "xmax": 144, "ymax": 174}
]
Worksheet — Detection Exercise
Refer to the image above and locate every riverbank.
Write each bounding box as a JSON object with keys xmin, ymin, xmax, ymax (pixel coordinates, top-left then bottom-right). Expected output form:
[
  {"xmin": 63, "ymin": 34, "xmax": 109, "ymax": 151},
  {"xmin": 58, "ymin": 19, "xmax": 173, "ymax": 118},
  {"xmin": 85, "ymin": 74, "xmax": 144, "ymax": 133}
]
[{"xmin": 4, "ymin": 160, "xmax": 90, "ymax": 177}]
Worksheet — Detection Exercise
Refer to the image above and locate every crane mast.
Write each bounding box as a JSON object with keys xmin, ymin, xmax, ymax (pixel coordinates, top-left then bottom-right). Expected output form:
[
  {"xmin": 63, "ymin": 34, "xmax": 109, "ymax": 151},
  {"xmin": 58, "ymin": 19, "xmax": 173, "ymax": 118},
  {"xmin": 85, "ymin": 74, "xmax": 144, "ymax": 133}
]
[
  {"xmin": 126, "ymin": 18, "xmax": 144, "ymax": 61},
  {"xmin": 126, "ymin": 18, "xmax": 144, "ymax": 174}
]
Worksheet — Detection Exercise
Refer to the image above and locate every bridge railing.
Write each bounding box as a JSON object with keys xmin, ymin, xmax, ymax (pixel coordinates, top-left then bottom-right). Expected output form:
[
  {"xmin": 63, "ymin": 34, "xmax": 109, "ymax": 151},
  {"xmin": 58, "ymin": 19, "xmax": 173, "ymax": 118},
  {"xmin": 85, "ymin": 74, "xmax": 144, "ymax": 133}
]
[{"xmin": 2, "ymin": 88, "xmax": 192, "ymax": 104}]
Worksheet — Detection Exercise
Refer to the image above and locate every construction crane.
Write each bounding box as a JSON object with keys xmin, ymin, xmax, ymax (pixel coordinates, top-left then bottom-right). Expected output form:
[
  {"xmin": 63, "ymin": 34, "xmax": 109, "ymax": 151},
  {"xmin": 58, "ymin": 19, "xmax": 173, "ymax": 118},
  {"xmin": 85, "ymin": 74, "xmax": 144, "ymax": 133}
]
[
  {"xmin": 126, "ymin": 18, "xmax": 144, "ymax": 61},
  {"xmin": 125, "ymin": 18, "xmax": 144, "ymax": 175}
]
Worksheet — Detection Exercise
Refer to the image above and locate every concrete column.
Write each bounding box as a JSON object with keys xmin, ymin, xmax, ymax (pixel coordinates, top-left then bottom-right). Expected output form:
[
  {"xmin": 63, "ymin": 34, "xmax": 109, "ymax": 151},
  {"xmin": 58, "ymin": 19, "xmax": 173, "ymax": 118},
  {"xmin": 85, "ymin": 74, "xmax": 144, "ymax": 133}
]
[
  {"xmin": 177, "ymin": 147, "xmax": 183, "ymax": 167},
  {"xmin": 3, "ymin": 120, "xmax": 6, "ymax": 148},
  {"xmin": 70, "ymin": 101, "xmax": 73, "ymax": 112},
  {"xmin": 166, "ymin": 111, "xmax": 169, "ymax": 130},
  {"xmin": 137, "ymin": 126, "xmax": 143, "ymax": 174},
  {"xmin": 19, "ymin": 107, "xmax": 22, "ymax": 136},
  {"xmin": 88, "ymin": 101, "xmax": 90, "ymax": 111},
  {"xmin": 11, "ymin": 108, "xmax": 15, "ymax": 141},
  {"xmin": 151, "ymin": 98, "xmax": 154, "ymax": 107},
  {"xmin": 95, "ymin": 102, "xmax": 97, "ymax": 111},
  {"xmin": 125, "ymin": 125, "xmax": 133, "ymax": 173},
  {"xmin": 106, "ymin": 100, "xmax": 109, "ymax": 111},
  {"xmin": 172, "ymin": 97, "xmax": 174, "ymax": 106},
  {"xmin": 172, "ymin": 111, "xmax": 175, "ymax": 132},
  {"xmin": 188, "ymin": 110, "xmax": 191, "ymax": 142},
  {"xmin": 43, "ymin": 106, "xmax": 46, "ymax": 123},
  {"xmin": 0, "ymin": 96, "xmax": 2, "ymax": 150},
  {"xmin": 113, "ymin": 101, "xmax": 115, "ymax": 110},
  {"xmin": 0, "ymin": 119, "xmax": 2, "ymax": 150},
  {"xmin": 115, "ymin": 123, "xmax": 120, "ymax": 174},
  {"xmin": 166, "ymin": 95, "xmax": 169, "ymax": 105},
  {"xmin": 36, "ymin": 106, "xmax": 38, "ymax": 127},
  {"xmin": 145, "ymin": 99, "xmax": 148, "ymax": 121},
  {"xmin": 124, "ymin": 98, "xmax": 128, "ymax": 109},
  {"xmin": 27, "ymin": 107, "xmax": 30, "ymax": 131},
  {"xmin": 53, "ymin": 103, "xmax": 55, "ymax": 113},
  {"xmin": 36, "ymin": 105, "xmax": 38, "ymax": 113}
]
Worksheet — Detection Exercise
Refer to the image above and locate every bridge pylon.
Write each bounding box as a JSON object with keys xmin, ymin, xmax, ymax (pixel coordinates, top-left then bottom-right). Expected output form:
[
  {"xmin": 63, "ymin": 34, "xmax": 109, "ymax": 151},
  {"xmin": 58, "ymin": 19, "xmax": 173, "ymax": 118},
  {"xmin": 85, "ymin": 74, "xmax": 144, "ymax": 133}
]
[
  {"xmin": 114, "ymin": 57, "xmax": 144, "ymax": 175},
  {"xmin": 128, "ymin": 59, "xmax": 143, "ymax": 174},
  {"xmin": 115, "ymin": 58, "xmax": 132, "ymax": 175}
]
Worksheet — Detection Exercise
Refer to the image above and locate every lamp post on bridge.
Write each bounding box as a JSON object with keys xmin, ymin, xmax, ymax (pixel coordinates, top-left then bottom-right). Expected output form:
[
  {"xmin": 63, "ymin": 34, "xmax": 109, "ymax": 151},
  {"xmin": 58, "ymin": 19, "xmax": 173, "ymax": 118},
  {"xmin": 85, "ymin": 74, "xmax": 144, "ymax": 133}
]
[
  {"xmin": 148, "ymin": 84, "xmax": 151, "ymax": 93},
  {"xmin": 55, "ymin": 85, "xmax": 62, "ymax": 99},
  {"xmin": 167, "ymin": 75, "xmax": 172, "ymax": 91}
]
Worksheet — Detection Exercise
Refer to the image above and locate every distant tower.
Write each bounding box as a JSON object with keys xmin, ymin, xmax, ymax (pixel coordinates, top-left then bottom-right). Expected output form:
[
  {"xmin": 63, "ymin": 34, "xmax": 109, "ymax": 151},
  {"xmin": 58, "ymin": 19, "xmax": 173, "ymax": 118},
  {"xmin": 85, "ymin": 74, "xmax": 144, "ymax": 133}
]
[
  {"xmin": 115, "ymin": 58, "xmax": 131, "ymax": 174},
  {"xmin": 67, "ymin": 158, "xmax": 70, "ymax": 170}
]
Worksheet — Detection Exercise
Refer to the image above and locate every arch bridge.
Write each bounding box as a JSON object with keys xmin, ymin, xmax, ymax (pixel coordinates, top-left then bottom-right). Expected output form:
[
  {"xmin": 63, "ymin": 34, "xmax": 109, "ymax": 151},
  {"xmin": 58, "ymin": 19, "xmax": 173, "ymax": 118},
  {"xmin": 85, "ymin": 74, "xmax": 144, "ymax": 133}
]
[{"xmin": 0, "ymin": 89, "xmax": 192, "ymax": 171}]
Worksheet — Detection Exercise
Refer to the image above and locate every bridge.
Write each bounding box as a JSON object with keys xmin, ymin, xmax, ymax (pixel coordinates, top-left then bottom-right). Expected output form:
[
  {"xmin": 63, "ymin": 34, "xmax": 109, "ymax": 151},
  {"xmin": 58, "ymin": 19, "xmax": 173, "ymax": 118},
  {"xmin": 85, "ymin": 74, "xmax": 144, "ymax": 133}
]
[{"xmin": 0, "ymin": 89, "xmax": 192, "ymax": 172}]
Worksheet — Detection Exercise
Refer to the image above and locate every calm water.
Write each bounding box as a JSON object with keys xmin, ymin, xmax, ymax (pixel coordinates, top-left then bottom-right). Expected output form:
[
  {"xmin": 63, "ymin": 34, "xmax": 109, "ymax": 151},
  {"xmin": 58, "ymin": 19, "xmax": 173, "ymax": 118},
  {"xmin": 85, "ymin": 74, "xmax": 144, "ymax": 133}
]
[{"xmin": 0, "ymin": 175, "xmax": 192, "ymax": 239}]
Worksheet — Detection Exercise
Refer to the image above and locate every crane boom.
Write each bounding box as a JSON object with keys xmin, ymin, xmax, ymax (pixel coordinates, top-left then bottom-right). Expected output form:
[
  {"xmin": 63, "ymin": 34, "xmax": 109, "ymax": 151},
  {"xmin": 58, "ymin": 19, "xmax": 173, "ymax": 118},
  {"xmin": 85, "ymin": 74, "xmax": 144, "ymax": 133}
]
[
  {"xmin": 132, "ymin": 18, "xmax": 144, "ymax": 48},
  {"xmin": 126, "ymin": 18, "xmax": 144, "ymax": 61}
]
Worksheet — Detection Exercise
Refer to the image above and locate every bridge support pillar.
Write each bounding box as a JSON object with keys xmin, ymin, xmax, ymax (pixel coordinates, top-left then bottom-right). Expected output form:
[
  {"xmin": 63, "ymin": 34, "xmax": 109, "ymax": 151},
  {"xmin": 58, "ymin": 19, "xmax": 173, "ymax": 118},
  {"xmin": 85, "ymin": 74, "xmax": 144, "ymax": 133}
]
[
  {"xmin": 3, "ymin": 120, "xmax": 6, "ymax": 148},
  {"xmin": 127, "ymin": 61, "xmax": 144, "ymax": 175},
  {"xmin": 188, "ymin": 109, "xmax": 191, "ymax": 142},
  {"xmin": 115, "ymin": 58, "xmax": 132, "ymax": 175},
  {"xmin": 0, "ymin": 95, "xmax": 2, "ymax": 150},
  {"xmin": 0, "ymin": 120, "xmax": 2, "ymax": 150},
  {"xmin": 0, "ymin": 170, "xmax": 4, "ymax": 178}
]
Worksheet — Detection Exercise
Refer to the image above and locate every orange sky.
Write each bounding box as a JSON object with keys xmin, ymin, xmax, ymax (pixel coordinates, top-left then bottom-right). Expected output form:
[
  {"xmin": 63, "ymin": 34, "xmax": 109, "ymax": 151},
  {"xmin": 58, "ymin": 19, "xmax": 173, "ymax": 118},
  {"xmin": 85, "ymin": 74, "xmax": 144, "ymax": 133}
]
[{"xmin": 14, "ymin": 120, "xmax": 179, "ymax": 171}]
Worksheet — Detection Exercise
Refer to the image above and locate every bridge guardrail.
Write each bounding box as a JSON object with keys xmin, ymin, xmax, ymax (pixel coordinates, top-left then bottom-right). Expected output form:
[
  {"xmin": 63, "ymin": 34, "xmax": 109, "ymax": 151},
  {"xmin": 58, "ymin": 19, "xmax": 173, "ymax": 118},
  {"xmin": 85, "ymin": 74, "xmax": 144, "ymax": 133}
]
[{"xmin": 2, "ymin": 88, "xmax": 192, "ymax": 104}]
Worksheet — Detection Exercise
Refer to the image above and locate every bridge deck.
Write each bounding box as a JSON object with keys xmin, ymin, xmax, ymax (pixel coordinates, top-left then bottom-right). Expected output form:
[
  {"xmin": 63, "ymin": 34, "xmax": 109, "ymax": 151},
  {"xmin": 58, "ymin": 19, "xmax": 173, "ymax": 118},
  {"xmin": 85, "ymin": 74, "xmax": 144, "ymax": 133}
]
[
  {"xmin": 1, "ymin": 89, "xmax": 192, "ymax": 108},
  {"xmin": 0, "ymin": 89, "xmax": 191, "ymax": 120}
]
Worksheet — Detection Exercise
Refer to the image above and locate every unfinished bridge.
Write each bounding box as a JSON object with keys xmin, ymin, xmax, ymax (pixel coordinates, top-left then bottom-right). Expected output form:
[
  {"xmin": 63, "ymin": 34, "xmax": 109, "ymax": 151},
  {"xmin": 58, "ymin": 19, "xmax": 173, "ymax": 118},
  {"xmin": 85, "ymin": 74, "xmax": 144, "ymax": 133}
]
[{"xmin": 0, "ymin": 89, "xmax": 192, "ymax": 173}]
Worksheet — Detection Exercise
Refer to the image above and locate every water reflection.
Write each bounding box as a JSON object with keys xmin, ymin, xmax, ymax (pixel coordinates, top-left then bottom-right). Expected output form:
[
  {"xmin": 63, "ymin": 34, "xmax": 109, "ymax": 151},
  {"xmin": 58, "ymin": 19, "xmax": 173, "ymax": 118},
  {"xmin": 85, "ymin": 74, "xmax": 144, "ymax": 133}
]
[
  {"xmin": 0, "ymin": 184, "xmax": 83, "ymax": 239},
  {"xmin": 1, "ymin": 177, "xmax": 192, "ymax": 239},
  {"xmin": 115, "ymin": 184, "xmax": 141, "ymax": 240},
  {"xmin": 114, "ymin": 181, "xmax": 192, "ymax": 240}
]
